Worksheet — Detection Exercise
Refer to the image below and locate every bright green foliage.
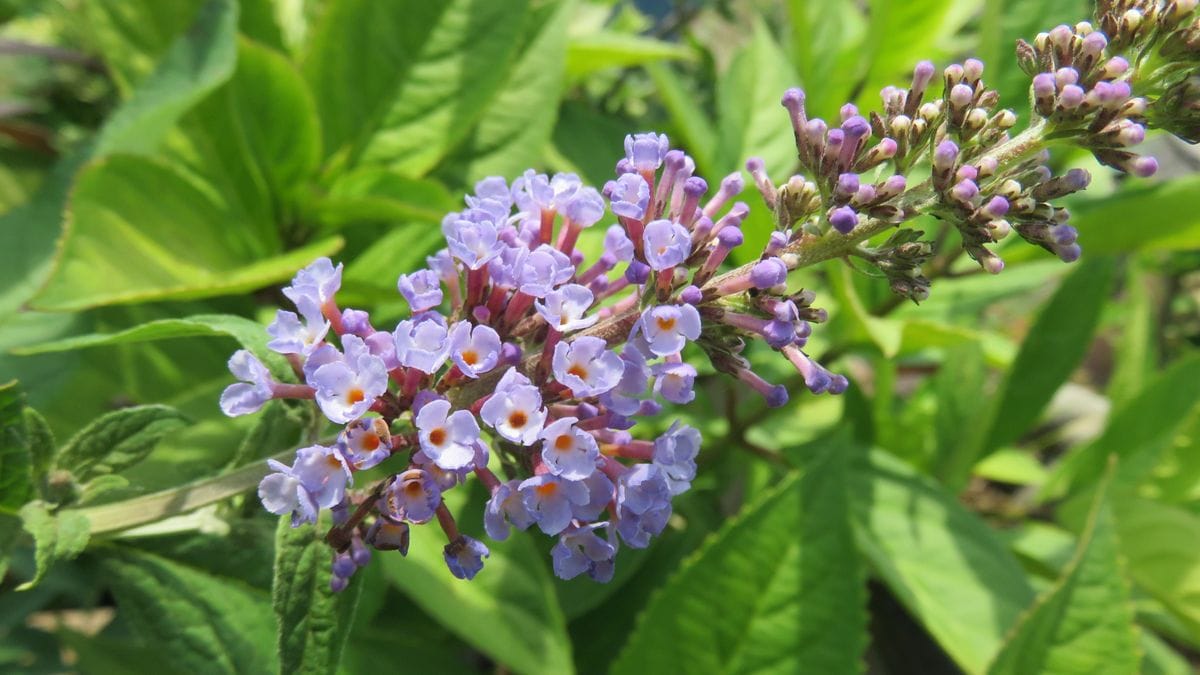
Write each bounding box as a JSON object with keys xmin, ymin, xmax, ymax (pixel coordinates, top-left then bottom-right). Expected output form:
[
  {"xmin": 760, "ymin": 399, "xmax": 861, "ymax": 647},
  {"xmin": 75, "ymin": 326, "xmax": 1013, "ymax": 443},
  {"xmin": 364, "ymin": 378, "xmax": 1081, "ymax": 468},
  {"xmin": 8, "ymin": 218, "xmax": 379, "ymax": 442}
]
[
  {"xmin": 0, "ymin": 383, "xmax": 34, "ymax": 513},
  {"xmin": 988, "ymin": 472, "xmax": 1140, "ymax": 675},
  {"xmin": 381, "ymin": 519, "xmax": 574, "ymax": 675},
  {"xmin": 613, "ymin": 441, "xmax": 866, "ymax": 674},
  {"xmin": 856, "ymin": 452, "xmax": 1035, "ymax": 673},
  {"xmin": 56, "ymin": 405, "xmax": 189, "ymax": 483},
  {"xmin": 103, "ymin": 549, "xmax": 277, "ymax": 674},
  {"xmin": 17, "ymin": 501, "xmax": 90, "ymax": 590},
  {"xmin": 984, "ymin": 258, "xmax": 1116, "ymax": 453},
  {"xmin": 17, "ymin": 313, "xmax": 293, "ymax": 379},
  {"xmin": 273, "ymin": 517, "xmax": 362, "ymax": 675},
  {"xmin": 1, "ymin": 0, "xmax": 1198, "ymax": 672}
]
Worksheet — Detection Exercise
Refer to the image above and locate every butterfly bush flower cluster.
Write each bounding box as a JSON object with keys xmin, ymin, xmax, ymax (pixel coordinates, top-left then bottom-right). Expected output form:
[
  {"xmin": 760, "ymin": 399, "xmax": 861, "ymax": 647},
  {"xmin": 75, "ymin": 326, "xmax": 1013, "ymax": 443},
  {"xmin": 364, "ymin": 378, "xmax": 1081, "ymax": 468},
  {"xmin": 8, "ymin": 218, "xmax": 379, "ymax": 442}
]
[
  {"xmin": 221, "ymin": 0, "xmax": 1197, "ymax": 587},
  {"xmin": 221, "ymin": 131, "xmax": 845, "ymax": 587}
]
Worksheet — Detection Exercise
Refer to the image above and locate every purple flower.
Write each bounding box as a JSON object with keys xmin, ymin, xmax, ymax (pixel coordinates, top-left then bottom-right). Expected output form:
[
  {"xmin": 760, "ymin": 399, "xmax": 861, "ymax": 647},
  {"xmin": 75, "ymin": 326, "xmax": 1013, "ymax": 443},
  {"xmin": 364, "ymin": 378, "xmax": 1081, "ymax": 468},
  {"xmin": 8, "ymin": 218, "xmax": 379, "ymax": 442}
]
[
  {"xmin": 220, "ymin": 350, "xmax": 275, "ymax": 416},
  {"xmin": 604, "ymin": 225, "xmax": 635, "ymax": 262},
  {"xmin": 829, "ymin": 206, "xmax": 858, "ymax": 234},
  {"xmin": 518, "ymin": 244, "xmax": 575, "ymax": 298},
  {"xmin": 466, "ymin": 176, "xmax": 512, "ymax": 219},
  {"xmin": 484, "ymin": 479, "xmax": 535, "ymax": 540},
  {"xmin": 552, "ymin": 523, "xmax": 617, "ymax": 582},
  {"xmin": 397, "ymin": 269, "xmax": 444, "ymax": 312},
  {"xmin": 750, "ymin": 258, "xmax": 788, "ymax": 290},
  {"xmin": 654, "ymin": 421, "xmax": 700, "ymax": 494},
  {"xmin": 615, "ymin": 464, "xmax": 672, "ymax": 548},
  {"xmin": 311, "ymin": 335, "xmax": 389, "ymax": 423},
  {"xmin": 338, "ymin": 417, "xmax": 391, "ymax": 471},
  {"xmin": 444, "ymin": 216, "xmax": 504, "ymax": 270},
  {"xmin": 427, "ymin": 249, "xmax": 457, "ymax": 281},
  {"xmin": 552, "ymin": 337, "xmax": 624, "ymax": 397},
  {"xmin": 639, "ymin": 304, "xmax": 702, "ymax": 357},
  {"xmin": 283, "ymin": 257, "xmax": 342, "ymax": 308},
  {"xmin": 480, "ymin": 368, "xmax": 547, "ymax": 445},
  {"xmin": 267, "ymin": 297, "xmax": 330, "ymax": 356},
  {"xmin": 607, "ymin": 174, "xmax": 650, "ymax": 220},
  {"xmin": 393, "ymin": 312, "xmax": 452, "ymax": 374},
  {"xmin": 535, "ymin": 284, "xmax": 597, "ymax": 333},
  {"xmin": 539, "ymin": 417, "xmax": 600, "ymax": 480},
  {"xmin": 488, "ymin": 244, "xmax": 528, "ymax": 289},
  {"xmin": 642, "ymin": 220, "xmax": 692, "ymax": 270},
  {"xmin": 652, "ymin": 362, "xmax": 697, "ymax": 404},
  {"xmin": 444, "ymin": 535, "xmax": 489, "ymax": 580},
  {"xmin": 449, "ymin": 322, "xmax": 501, "ymax": 378},
  {"xmin": 302, "ymin": 343, "xmax": 342, "ymax": 382},
  {"xmin": 601, "ymin": 347, "xmax": 651, "ymax": 415},
  {"xmin": 519, "ymin": 474, "xmax": 590, "ymax": 535},
  {"xmin": 259, "ymin": 445, "xmax": 350, "ymax": 526},
  {"xmin": 574, "ymin": 470, "xmax": 615, "ymax": 521},
  {"xmin": 563, "ymin": 187, "xmax": 605, "ymax": 228},
  {"xmin": 415, "ymin": 399, "xmax": 481, "ymax": 471},
  {"xmin": 383, "ymin": 469, "xmax": 441, "ymax": 524},
  {"xmin": 624, "ymin": 132, "xmax": 670, "ymax": 172}
]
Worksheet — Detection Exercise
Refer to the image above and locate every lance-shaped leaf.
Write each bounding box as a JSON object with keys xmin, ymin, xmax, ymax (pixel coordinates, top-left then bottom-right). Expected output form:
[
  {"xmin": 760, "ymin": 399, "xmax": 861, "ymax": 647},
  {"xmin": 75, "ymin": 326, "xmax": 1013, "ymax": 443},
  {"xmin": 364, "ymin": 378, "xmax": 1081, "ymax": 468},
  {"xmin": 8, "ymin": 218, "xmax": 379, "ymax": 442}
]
[
  {"xmin": 855, "ymin": 451, "xmax": 1035, "ymax": 673},
  {"xmin": 273, "ymin": 517, "xmax": 361, "ymax": 675},
  {"xmin": 987, "ymin": 463, "xmax": 1140, "ymax": 674},
  {"xmin": 55, "ymin": 405, "xmax": 189, "ymax": 483},
  {"xmin": 612, "ymin": 439, "xmax": 867, "ymax": 674},
  {"xmin": 102, "ymin": 548, "xmax": 277, "ymax": 674}
]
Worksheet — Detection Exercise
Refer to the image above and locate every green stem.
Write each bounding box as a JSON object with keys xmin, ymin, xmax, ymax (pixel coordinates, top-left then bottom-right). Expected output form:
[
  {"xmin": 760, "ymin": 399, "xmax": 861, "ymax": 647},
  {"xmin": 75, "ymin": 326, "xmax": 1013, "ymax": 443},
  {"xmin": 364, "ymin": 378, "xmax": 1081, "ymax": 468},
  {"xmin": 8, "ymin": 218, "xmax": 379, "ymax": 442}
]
[{"xmin": 69, "ymin": 449, "xmax": 296, "ymax": 536}]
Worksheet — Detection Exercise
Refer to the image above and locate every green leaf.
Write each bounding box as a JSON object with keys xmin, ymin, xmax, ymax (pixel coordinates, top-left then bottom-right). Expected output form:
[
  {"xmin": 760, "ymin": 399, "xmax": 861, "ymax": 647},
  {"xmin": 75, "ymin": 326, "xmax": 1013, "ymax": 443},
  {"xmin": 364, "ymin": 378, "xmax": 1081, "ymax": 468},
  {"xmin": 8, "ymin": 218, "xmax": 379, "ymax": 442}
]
[
  {"xmin": 317, "ymin": 168, "xmax": 456, "ymax": 231},
  {"xmin": 92, "ymin": 0, "xmax": 239, "ymax": 157},
  {"xmin": 82, "ymin": 0, "xmax": 207, "ymax": 94},
  {"xmin": 15, "ymin": 313, "xmax": 291, "ymax": 380},
  {"xmin": 715, "ymin": 18, "xmax": 799, "ymax": 179},
  {"xmin": 612, "ymin": 441, "xmax": 867, "ymax": 674},
  {"xmin": 102, "ymin": 548, "xmax": 277, "ymax": 674},
  {"xmin": 565, "ymin": 32, "xmax": 692, "ymax": 79},
  {"xmin": 855, "ymin": 451, "xmax": 1035, "ymax": 673},
  {"xmin": 0, "ymin": 1, "xmax": 238, "ymax": 318},
  {"xmin": 931, "ymin": 342, "xmax": 989, "ymax": 490},
  {"xmin": 166, "ymin": 37, "xmax": 322, "ymax": 232},
  {"xmin": 987, "ymin": 464, "xmax": 1140, "ymax": 674},
  {"xmin": 17, "ymin": 501, "xmax": 90, "ymax": 590},
  {"xmin": 272, "ymin": 518, "xmax": 361, "ymax": 675},
  {"xmin": 22, "ymin": 407, "xmax": 56, "ymax": 497},
  {"xmin": 785, "ymin": 0, "xmax": 867, "ymax": 119},
  {"xmin": 643, "ymin": 63, "xmax": 717, "ymax": 175},
  {"xmin": 983, "ymin": 258, "xmax": 1116, "ymax": 453},
  {"xmin": 1045, "ymin": 352, "xmax": 1200, "ymax": 497},
  {"xmin": 31, "ymin": 154, "xmax": 342, "ymax": 311},
  {"xmin": 439, "ymin": 0, "xmax": 572, "ymax": 183},
  {"xmin": 55, "ymin": 405, "xmax": 189, "ymax": 483},
  {"xmin": 1067, "ymin": 176, "xmax": 1200, "ymax": 256},
  {"xmin": 1106, "ymin": 259, "xmax": 1158, "ymax": 406},
  {"xmin": 302, "ymin": 0, "xmax": 529, "ymax": 175},
  {"xmin": 380, "ymin": 525, "xmax": 573, "ymax": 674},
  {"xmin": 857, "ymin": 0, "xmax": 970, "ymax": 110},
  {"xmin": 1112, "ymin": 496, "xmax": 1200, "ymax": 641},
  {"xmin": 0, "ymin": 382, "xmax": 33, "ymax": 513}
]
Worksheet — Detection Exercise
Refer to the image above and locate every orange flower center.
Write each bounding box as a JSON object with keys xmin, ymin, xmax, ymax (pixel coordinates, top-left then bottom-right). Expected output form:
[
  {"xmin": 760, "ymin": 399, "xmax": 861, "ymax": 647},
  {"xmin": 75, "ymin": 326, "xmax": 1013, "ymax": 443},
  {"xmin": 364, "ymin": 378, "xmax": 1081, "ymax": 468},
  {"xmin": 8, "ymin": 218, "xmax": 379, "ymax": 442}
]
[
  {"xmin": 535, "ymin": 482, "xmax": 558, "ymax": 497},
  {"xmin": 508, "ymin": 411, "xmax": 528, "ymax": 428},
  {"xmin": 346, "ymin": 388, "xmax": 366, "ymax": 405},
  {"xmin": 554, "ymin": 434, "xmax": 574, "ymax": 451},
  {"xmin": 655, "ymin": 316, "xmax": 676, "ymax": 332},
  {"xmin": 567, "ymin": 364, "xmax": 589, "ymax": 380},
  {"xmin": 462, "ymin": 350, "xmax": 478, "ymax": 365},
  {"xmin": 361, "ymin": 433, "xmax": 380, "ymax": 451},
  {"xmin": 429, "ymin": 428, "xmax": 447, "ymax": 446}
]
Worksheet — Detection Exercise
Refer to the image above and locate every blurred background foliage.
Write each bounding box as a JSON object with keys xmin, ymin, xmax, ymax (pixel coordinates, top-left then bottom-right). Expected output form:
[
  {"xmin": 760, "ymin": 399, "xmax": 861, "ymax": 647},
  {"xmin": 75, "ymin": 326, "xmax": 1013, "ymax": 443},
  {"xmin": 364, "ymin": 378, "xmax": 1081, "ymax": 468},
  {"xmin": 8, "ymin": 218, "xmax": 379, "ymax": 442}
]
[{"xmin": 0, "ymin": 0, "xmax": 1198, "ymax": 673}]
